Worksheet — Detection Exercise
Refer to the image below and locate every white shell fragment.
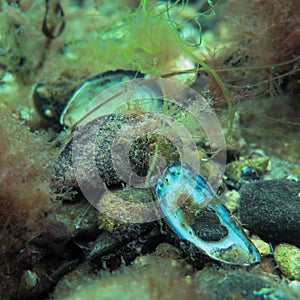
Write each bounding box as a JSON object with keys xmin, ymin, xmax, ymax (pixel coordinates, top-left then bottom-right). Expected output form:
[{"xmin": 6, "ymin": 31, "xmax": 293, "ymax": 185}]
[{"xmin": 155, "ymin": 161, "xmax": 260, "ymax": 265}]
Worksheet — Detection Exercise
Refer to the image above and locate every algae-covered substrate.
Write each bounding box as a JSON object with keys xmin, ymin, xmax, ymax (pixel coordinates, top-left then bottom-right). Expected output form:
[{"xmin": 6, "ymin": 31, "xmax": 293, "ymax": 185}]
[{"xmin": 0, "ymin": 1, "xmax": 299, "ymax": 299}]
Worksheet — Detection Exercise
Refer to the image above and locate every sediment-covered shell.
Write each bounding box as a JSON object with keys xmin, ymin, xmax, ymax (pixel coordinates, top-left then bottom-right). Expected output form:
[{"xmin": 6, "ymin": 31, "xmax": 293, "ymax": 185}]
[{"xmin": 53, "ymin": 113, "xmax": 180, "ymax": 189}]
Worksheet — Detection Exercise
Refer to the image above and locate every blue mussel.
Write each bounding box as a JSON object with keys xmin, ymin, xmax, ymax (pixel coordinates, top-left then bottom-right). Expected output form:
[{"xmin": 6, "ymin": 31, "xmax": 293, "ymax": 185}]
[
  {"xmin": 155, "ymin": 161, "xmax": 260, "ymax": 265},
  {"xmin": 36, "ymin": 69, "xmax": 260, "ymax": 266}
]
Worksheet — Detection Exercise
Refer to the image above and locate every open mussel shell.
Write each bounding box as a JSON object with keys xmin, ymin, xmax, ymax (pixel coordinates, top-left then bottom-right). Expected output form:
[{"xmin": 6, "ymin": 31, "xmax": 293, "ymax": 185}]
[
  {"xmin": 155, "ymin": 161, "xmax": 260, "ymax": 266},
  {"xmin": 60, "ymin": 70, "xmax": 163, "ymax": 129},
  {"xmin": 33, "ymin": 70, "xmax": 163, "ymax": 129}
]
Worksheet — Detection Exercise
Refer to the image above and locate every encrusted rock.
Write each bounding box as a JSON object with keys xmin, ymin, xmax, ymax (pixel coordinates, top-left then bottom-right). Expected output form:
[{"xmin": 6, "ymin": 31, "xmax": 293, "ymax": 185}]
[
  {"xmin": 225, "ymin": 156, "xmax": 270, "ymax": 183},
  {"xmin": 194, "ymin": 268, "xmax": 297, "ymax": 300},
  {"xmin": 223, "ymin": 190, "xmax": 240, "ymax": 213},
  {"xmin": 274, "ymin": 243, "xmax": 300, "ymax": 280},
  {"xmin": 250, "ymin": 235, "xmax": 271, "ymax": 257},
  {"xmin": 239, "ymin": 179, "xmax": 300, "ymax": 245}
]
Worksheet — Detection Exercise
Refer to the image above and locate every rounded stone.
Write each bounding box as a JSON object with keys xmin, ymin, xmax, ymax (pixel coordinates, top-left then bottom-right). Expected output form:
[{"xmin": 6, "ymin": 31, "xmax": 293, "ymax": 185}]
[
  {"xmin": 274, "ymin": 243, "xmax": 300, "ymax": 280},
  {"xmin": 224, "ymin": 190, "xmax": 240, "ymax": 213},
  {"xmin": 225, "ymin": 157, "xmax": 270, "ymax": 183},
  {"xmin": 239, "ymin": 179, "xmax": 300, "ymax": 245},
  {"xmin": 250, "ymin": 235, "xmax": 271, "ymax": 257}
]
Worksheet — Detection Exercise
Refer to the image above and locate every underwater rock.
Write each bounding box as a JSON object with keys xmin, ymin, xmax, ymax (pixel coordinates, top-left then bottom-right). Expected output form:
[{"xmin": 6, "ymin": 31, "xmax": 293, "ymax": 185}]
[
  {"xmin": 98, "ymin": 186, "xmax": 158, "ymax": 233},
  {"xmin": 195, "ymin": 268, "xmax": 298, "ymax": 300},
  {"xmin": 274, "ymin": 243, "xmax": 300, "ymax": 280},
  {"xmin": 223, "ymin": 190, "xmax": 240, "ymax": 213},
  {"xmin": 53, "ymin": 114, "xmax": 179, "ymax": 189},
  {"xmin": 250, "ymin": 235, "xmax": 272, "ymax": 258},
  {"xmin": 29, "ymin": 220, "xmax": 78, "ymax": 262},
  {"xmin": 19, "ymin": 270, "xmax": 40, "ymax": 295},
  {"xmin": 53, "ymin": 255, "xmax": 196, "ymax": 300},
  {"xmin": 225, "ymin": 156, "xmax": 270, "ymax": 183},
  {"xmin": 16, "ymin": 245, "xmax": 44, "ymax": 270},
  {"xmin": 47, "ymin": 199, "xmax": 100, "ymax": 242},
  {"xmin": 88, "ymin": 187, "xmax": 166, "ymax": 270},
  {"xmin": 0, "ymin": 273, "xmax": 18, "ymax": 300},
  {"xmin": 13, "ymin": 218, "xmax": 83, "ymax": 300},
  {"xmin": 239, "ymin": 179, "xmax": 300, "ymax": 245},
  {"xmin": 88, "ymin": 224, "xmax": 165, "ymax": 271}
]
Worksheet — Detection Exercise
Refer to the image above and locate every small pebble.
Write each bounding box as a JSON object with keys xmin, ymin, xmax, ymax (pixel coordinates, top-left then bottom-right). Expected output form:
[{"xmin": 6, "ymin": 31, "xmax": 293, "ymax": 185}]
[
  {"xmin": 224, "ymin": 190, "xmax": 240, "ymax": 213},
  {"xmin": 21, "ymin": 270, "xmax": 39, "ymax": 290},
  {"xmin": 250, "ymin": 235, "xmax": 271, "ymax": 257},
  {"xmin": 225, "ymin": 157, "xmax": 270, "ymax": 182},
  {"xmin": 274, "ymin": 243, "xmax": 300, "ymax": 280}
]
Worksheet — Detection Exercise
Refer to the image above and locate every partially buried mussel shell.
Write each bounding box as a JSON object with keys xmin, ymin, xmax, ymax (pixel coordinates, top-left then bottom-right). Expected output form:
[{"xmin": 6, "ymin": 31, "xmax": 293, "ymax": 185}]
[
  {"xmin": 60, "ymin": 70, "xmax": 163, "ymax": 128},
  {"xmin": 155, "ymin": 161, "xmax": 260, "ymax": 265},
  {"xmin": 33, "ymin": 70, "xmax": 163, "ymax": 129}
]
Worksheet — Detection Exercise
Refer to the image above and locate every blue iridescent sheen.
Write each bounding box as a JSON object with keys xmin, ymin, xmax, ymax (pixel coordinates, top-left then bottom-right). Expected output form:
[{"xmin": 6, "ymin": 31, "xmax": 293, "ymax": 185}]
[{"xmin": 155, "ymin": 161, "xmax": 260, "ymax": 265}]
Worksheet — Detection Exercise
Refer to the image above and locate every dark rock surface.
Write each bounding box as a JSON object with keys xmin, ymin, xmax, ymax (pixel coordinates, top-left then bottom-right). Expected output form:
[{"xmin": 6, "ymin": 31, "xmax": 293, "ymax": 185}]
[{"xmin": 239, "ymin": 179, "xmax": 300, "ymax": 245}]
